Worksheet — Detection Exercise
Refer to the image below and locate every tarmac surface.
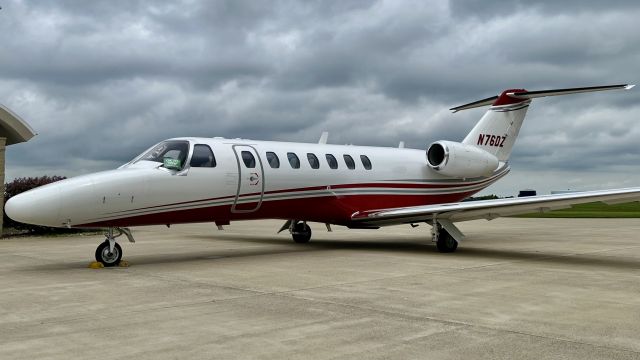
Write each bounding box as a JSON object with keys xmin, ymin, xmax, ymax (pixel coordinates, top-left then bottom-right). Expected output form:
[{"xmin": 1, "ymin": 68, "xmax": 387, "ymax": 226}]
[{"xmin": 1, "ymin": 218, "xmax": 640, "ymax": 359}]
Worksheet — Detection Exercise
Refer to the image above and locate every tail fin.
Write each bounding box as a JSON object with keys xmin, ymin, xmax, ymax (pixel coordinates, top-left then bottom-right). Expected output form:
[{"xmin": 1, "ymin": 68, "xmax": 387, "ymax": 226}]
[{"xmin": 454, "ymin": 84, "xmax": 634, "ymax": 162}]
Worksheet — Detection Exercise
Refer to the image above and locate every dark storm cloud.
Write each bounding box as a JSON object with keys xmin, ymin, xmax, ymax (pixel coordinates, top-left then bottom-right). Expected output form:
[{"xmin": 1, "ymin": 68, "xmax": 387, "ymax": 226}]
[
  {"xmin": 449, "ymin": 0, "xmax": 640, "ymax": 18},
  {"xmin": 0, "ymin": 1, "xmax": 274, "ymax": 87},
  {"xmin": 1, "ymin": 0, "xmax": 639, "ymax": 194}
]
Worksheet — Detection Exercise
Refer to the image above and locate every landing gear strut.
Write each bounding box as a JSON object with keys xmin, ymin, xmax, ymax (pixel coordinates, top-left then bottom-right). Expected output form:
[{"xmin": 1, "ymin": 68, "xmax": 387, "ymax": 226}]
[{"xmin": 95, "ymin": 227, "xmax": 135, "ymax": 267}]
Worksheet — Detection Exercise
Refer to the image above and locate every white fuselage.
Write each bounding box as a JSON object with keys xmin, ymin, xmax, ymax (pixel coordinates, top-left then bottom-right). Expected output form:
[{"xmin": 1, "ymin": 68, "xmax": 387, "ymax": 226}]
[{"xmin": 6, "ymin": 137, "xmax": 508, "ymax": 228}]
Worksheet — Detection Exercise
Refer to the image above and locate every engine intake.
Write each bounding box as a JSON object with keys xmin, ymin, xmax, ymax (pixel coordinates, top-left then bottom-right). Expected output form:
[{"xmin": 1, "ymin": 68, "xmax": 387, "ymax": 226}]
[{"xmin": 427, "ymin": 140, "xmax": 499, "ymax": 178}]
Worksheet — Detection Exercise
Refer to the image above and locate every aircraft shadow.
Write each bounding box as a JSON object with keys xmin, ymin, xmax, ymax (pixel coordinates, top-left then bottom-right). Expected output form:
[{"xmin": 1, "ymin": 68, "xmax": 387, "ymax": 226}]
[
  {"xmin": 195, "ymin": 234, "xmax": 640, "ymax": 270},
  {"xmin": 22, "ymin": 234, "xmax": 640, "ymax": 271},
  {"xmin": 132, "ymin": 237, "xmax": 640, "ymax": 271}
]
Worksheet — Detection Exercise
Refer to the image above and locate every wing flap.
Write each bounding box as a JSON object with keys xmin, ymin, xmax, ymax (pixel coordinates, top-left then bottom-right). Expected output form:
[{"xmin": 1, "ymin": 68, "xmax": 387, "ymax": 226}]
[{"xmin": 352, "ymin": 188, "xmax": 640, "ymax": 226}]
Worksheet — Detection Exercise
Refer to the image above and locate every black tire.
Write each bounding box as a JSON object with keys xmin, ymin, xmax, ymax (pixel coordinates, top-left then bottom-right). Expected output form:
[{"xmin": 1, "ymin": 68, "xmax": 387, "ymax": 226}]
[
  {"xmin": 95, "ymin": 241, "xmax": 123, "ymax": 267},
  {"xmin": 436, "ymin": 231, "xmax": 458, "ymax": 253},
  {"xmin": 292, "ymin": 223, "xmax": 312, "ymax": 243}
]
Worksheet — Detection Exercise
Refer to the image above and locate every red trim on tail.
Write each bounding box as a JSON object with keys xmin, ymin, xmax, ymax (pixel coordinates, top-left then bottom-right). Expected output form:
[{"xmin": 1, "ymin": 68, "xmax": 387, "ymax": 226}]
[{"xmin": 492, "ymin": 88, "xmax": 527, "ymax": 106}]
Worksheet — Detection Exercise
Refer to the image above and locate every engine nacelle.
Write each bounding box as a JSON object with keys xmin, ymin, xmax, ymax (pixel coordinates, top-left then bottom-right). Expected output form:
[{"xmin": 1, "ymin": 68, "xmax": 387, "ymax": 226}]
[{"xmin": 426, "ymin": 140, "xmax": 499, "ymax": 178}]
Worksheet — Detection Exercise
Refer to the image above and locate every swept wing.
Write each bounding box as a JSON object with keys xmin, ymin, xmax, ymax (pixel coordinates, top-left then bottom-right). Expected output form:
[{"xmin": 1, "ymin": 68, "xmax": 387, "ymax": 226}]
[{"xmin": 352, "ymin": 188, "xmax": 640, "ymax": 227}]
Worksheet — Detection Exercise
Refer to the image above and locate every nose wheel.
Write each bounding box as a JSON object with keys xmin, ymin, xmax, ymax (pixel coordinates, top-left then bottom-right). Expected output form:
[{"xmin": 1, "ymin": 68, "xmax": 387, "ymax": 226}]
[
  {"xmin": 95, "ymin": 240, "xmax": 122, "ymax": 267},
  {"xmin": 94, "ymin": 227, "xmax": 135, "ymax": 267}
]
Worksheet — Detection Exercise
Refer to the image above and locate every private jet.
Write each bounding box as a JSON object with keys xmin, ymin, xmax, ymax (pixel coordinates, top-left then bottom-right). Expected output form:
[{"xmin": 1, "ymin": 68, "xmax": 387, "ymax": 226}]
[{"xmin": 6, "ymin": 84, "xmax": 639, "ymax": 266}]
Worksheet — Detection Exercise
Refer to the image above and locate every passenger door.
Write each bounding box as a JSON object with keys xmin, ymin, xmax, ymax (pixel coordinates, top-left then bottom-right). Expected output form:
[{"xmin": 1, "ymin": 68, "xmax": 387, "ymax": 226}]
[{"xmin": 231, "ymin": 145, "xmax": 264, "ymax": 213}]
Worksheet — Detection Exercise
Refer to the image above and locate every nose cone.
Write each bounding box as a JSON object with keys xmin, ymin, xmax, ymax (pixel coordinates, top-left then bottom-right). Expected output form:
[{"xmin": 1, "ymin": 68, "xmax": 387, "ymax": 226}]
[{"xmin": 5, "ymin": 184, "xmax": 63, "ymax": 227}]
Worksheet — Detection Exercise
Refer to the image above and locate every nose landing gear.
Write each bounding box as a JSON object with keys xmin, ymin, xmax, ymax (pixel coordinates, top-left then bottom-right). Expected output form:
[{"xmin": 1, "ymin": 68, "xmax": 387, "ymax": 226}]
[
  {"xmin": 95, "ymin": 240, "xmax": 122, "ymax": 267},
  {"xmin": 95, "ymin": 227, "xmax": 135, "ymax": 267}
]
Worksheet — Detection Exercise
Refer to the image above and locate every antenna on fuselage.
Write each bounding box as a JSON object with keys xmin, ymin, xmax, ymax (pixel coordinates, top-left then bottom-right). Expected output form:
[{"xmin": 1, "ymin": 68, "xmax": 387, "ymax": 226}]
[{"xmin": 318, "ymin": 131, "xmax": 329, "ymax": 144}]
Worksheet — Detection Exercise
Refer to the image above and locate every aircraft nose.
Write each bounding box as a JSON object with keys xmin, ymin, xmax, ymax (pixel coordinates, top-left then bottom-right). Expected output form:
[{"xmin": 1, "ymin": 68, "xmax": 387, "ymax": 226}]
[{"xmin": 5, "ymin": 185, "xmax": 63, "ymax": 227}]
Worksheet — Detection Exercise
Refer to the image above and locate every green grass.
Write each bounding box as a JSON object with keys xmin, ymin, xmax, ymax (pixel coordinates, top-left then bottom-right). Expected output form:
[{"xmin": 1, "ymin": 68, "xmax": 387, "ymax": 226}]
[{"xmin": 515, "ymin": 202, "xmax": 640, "ymax": 218}]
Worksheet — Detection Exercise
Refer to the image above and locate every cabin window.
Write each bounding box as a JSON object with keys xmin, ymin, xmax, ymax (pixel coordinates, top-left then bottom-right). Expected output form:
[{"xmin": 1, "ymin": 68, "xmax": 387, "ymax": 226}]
[
  {"xmin": 266, "ymin": 152, "xmax": 280, "ymax": 168},
  {"xmin": 307, "ymin": 153, "xmax": 320, "ymax": 169},
  {"xmin": 360, "ymin": 155, "xmax": 372, "ymax": 170},
  {"xmin": 241, "ymin": 151, "xmax": 256, "ymax": 168},
  {"xmin": 343, "ymin": 154, "xmax": 356, "ymax": 170},
  {"xmin": 190, "ymin": 144, "xmax": 216, "ymax": 167},
  {"xmin": 287, "ymin": 152, "xmax": 300, "ymax": 169},
  {"xmin": 325, "ymin": 154, "xmax": 338, "ymax": 169}
]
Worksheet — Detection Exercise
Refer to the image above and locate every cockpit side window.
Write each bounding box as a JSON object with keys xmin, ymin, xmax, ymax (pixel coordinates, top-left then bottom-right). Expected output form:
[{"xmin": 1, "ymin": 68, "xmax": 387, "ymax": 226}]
[
  {"xmin": 190, "ymin": 144, "xmax": 216, "ymax": 168},
  {"xmin": 136, "ymin": 140, "xmax": 190, "ymax": 170}
]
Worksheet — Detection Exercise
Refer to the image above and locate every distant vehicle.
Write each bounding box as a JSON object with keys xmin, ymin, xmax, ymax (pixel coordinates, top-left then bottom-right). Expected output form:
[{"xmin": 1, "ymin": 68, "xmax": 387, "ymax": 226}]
[
  {"xmin": 6, "ymin": 84, "xmax": 639, "ymax": 266},
  {"xmin": 519, "ymin": 189, "xmax": 537, "ymax": 197}
]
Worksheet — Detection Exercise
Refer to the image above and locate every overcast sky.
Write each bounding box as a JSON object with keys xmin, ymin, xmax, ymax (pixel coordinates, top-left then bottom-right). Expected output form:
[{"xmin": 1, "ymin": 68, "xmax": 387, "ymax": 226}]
[{"xmin": 1, "ymin": 0, "xmax": 639, "ymax": 196}]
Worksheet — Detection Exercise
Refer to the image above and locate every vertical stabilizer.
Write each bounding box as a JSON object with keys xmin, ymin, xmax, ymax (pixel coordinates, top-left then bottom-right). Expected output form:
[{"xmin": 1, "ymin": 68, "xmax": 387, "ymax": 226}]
[
  {"xmin": 451, "ymin": 84, "xmax": 633, "ymax": 162},
  {"xmin": 462, "ymin": 90, "xmax": 530, "ymax": 161}
]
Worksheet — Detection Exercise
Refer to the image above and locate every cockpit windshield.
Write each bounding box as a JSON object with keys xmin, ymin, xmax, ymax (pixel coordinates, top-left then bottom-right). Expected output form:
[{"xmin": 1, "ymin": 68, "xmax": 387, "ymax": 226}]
[{"xmin": 133, "ymin": 140, "xmax": 190, "ymax": 169}]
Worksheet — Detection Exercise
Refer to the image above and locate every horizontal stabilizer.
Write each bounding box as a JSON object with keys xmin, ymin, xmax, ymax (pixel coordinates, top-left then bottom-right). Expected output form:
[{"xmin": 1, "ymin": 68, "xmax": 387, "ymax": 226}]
[
  {"xmin": 450, "ymin": 84, "xmax": 634, "ymax": 112},
  {"xmin": 449, "ymin": 95, "xmax": 499, "ymax": 112}
]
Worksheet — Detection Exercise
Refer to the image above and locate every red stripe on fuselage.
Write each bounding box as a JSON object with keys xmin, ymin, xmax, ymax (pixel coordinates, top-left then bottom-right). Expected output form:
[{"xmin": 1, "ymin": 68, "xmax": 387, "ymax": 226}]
[
  {"xmin": 75, "ymin": 191, "xmax": 477, "ymax": 228},
  {"xmin": 104, "ymin": 176, "xmax": 503, "ymax": 215}
]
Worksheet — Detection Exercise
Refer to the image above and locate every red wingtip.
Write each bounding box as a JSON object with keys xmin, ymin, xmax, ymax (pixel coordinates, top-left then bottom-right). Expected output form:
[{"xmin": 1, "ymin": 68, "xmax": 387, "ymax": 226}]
[{"xmin": 492, "ymin": 88, "xmax": 528, "ymax": 106}]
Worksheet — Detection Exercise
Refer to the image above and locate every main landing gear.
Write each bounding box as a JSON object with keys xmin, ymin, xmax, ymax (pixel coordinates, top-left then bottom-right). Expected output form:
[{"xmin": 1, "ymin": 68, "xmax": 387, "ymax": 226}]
[
  {"xmin": 95, "ymin": 227, "xmax": 135, "ymax": 267},
  {"xmin": 431, "ymin": 218, "xmax": 463, "ymax": 253},
  {"xmin": 276, "ymin": 218, "xmax": 463, "ymax": 253},
  {"xmin": 435, "ymin": 228, "xmax": 458, "ymax": 253},
  {"xmin": 278, "ymin": 220, "xmax": 312, "ymax": 243},
  {"xmin": 291, "ymin": 221, "xmax": 312, "ymax": 243}
]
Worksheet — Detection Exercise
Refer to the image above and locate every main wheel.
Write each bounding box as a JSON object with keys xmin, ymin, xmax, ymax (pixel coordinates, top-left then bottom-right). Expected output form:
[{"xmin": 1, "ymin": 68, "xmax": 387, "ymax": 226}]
[
  {"xmin": 436, "ymin": 231, "xmax": 458, "ymax": 253},
  {"xmin": 95, "ymin": 241, "xmax": 123, "ymax": 267},
  {"xmin": 292, "ymin": 222, "xmax": 312, "ymax": 243}
]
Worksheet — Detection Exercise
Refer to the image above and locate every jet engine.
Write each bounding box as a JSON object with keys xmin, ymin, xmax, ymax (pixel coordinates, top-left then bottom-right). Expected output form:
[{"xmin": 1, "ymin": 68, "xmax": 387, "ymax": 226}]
[{"xmin": 426, "ymin": 140, "xmax": 499, "ymax": 178}]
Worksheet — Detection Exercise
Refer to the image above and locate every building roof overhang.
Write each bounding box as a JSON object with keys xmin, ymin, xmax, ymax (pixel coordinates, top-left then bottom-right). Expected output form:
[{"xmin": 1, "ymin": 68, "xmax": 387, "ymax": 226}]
[{"xmin": 0, "ymin": 104, "xmax": 36, "ymax": 145}]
